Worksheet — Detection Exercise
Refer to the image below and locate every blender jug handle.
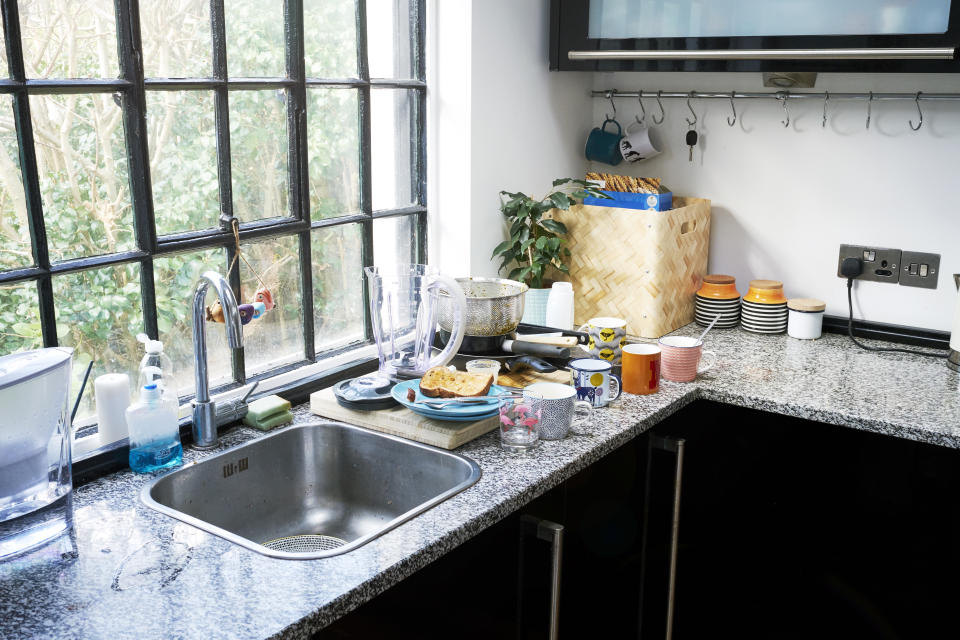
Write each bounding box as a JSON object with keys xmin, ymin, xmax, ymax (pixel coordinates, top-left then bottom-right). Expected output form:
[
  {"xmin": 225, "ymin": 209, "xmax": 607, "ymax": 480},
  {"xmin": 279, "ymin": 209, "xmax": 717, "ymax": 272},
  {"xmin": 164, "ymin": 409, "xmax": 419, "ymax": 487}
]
[{"xmin": 428, "ymin": 275, "xmax": 466, "ymax": 369}]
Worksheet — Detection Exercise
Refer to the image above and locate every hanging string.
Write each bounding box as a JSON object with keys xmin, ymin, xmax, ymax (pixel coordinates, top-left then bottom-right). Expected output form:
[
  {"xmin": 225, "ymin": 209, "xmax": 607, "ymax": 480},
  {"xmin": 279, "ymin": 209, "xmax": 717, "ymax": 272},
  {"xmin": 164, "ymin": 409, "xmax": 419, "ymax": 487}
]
[{"xmin": 226, "ymin": 218, "xmax": 269, "ymax": 292}]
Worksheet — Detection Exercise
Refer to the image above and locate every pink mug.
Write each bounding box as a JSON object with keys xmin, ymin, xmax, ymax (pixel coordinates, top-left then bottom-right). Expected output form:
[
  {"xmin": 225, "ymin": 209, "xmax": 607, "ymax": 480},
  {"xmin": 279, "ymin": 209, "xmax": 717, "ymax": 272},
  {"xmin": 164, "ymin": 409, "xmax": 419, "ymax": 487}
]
[{"xmin": 657, "ymin": 336, "xmax": 717, "ymax": 382}]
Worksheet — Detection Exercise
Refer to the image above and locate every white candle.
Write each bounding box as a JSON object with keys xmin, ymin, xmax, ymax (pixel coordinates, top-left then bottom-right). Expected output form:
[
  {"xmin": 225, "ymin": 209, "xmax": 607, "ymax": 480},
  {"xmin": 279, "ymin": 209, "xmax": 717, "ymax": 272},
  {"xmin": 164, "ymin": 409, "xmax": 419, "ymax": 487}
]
[{"xmin": 95, "ymin": 373, "xmax": 130, "ymax": 445}]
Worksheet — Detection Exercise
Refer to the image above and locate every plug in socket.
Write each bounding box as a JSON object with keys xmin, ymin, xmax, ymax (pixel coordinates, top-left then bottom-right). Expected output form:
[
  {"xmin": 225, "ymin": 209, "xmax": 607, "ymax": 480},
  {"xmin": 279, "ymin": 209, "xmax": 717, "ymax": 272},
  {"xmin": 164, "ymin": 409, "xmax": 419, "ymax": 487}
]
[{"xmin": 836, "ymin": 244, "xmax": 901, "ymax": 284}]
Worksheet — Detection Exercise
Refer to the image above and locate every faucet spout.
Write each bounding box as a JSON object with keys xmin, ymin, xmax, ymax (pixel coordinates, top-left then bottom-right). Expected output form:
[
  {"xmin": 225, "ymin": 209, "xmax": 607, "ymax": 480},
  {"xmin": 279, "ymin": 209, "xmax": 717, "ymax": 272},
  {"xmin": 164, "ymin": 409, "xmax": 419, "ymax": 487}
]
[
  {"xmin": 954, "ymin": 273, "xmax": 959, "ymax": 291},
  {"xmin": 191, "ymin": 271, "xmax": 243, "ymax": 449}
]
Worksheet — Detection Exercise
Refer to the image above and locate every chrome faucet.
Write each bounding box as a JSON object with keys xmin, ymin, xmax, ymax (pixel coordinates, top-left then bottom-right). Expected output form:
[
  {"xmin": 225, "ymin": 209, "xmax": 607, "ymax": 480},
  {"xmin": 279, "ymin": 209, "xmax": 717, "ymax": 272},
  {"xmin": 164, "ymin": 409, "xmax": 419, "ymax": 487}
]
[{"xmin": 191, "ymin": 271, "xmax": 243, "ymax": 449}]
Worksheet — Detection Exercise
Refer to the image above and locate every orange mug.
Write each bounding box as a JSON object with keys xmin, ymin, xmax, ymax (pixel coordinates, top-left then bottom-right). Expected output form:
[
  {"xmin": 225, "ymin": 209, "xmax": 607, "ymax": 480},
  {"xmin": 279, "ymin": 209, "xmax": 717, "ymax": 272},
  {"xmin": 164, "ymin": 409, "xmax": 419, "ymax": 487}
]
[{"xmin": 622, "ymin": 344, "xmax": 661, "ymax": 395}]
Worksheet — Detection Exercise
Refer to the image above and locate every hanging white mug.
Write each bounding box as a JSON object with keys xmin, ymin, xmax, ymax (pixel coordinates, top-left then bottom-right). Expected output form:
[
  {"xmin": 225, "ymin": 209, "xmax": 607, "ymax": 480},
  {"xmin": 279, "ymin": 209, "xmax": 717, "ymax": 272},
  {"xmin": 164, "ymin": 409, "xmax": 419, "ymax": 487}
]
[{"xmin": 619, "ymin": 121, "xmax": 662, "ymax": 163}]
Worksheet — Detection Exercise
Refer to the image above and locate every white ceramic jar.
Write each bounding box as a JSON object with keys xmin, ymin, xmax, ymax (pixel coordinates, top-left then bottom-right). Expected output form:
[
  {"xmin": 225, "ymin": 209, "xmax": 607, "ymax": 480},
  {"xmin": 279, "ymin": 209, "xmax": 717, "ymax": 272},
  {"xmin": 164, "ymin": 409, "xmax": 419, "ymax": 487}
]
[{"xmin": 787, "ymin": 298, "xmax": 826, "ymax": 340}]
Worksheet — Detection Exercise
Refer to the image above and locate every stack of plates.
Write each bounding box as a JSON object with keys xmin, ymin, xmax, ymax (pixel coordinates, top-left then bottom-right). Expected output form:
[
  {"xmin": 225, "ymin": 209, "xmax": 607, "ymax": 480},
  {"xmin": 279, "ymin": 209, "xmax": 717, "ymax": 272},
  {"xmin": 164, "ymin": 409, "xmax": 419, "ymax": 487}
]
[
  {"xmin": 695, "ymin": 297, "xmax": 740, "ymax": 328},
  {"xmin": 740, "ymin": 299, "xmax": 788, "ymax": 333}
]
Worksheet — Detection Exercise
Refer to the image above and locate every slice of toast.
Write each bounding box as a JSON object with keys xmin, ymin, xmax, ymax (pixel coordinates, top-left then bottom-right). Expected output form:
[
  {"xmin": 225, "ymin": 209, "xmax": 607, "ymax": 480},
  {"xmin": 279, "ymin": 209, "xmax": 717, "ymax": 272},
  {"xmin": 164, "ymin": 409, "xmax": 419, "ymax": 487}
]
[{"xmin": 419, "ymin": 367, "xmax": 494, "ymax": 398}]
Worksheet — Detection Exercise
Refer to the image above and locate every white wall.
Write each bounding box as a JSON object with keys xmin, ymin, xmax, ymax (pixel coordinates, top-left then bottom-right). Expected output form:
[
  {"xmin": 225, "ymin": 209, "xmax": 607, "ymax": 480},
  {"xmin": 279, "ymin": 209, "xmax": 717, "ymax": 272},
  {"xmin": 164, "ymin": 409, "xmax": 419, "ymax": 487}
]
[
  {"xmin": 429, "ymin": 0, "xmax": 592, "ymax": 278},
  {"xmin": 590, "ymin": 72, "xmax": 960, "ymax": 332}
]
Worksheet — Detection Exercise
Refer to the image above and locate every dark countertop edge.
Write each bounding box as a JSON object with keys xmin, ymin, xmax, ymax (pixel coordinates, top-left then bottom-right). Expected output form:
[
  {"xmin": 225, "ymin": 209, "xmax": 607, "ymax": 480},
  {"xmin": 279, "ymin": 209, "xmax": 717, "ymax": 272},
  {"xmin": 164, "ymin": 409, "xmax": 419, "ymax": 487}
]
[{"xmin": 269, "ymin": 390, "xmax": 704, "ymax": 638}]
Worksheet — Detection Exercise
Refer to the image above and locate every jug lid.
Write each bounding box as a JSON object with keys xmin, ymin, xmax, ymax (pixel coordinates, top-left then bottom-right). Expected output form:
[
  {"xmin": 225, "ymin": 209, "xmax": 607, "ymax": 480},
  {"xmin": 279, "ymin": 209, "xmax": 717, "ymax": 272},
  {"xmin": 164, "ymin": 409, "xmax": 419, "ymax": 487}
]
[{"xmin": 0, "ymin": 347, "xmax": 73, "ymax": 391}]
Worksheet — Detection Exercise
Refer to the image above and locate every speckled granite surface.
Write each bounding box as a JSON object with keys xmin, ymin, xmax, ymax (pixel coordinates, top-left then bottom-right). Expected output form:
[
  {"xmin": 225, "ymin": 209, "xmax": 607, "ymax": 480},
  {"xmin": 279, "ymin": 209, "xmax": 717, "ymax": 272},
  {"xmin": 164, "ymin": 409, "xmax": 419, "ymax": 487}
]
[{"xmin": 1, "ymin": 326, "xmax": 957, "ymax": 639}]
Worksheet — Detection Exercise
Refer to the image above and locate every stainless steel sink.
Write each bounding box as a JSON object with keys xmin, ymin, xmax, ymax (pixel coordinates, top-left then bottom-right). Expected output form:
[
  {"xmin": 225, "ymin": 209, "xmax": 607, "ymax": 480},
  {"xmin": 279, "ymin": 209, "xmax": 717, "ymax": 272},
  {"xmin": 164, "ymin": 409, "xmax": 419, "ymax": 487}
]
[{"xmin": 141, "ymin": 422, "xmax": 482, "ymax": 559}]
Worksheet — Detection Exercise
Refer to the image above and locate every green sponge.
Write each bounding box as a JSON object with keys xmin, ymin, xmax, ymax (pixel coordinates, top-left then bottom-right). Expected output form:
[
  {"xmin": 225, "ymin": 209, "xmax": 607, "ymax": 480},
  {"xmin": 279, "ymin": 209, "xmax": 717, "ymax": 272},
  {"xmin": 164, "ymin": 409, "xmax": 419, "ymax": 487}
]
[
  {"xmin": 243, "ymin": 395, "xmax": 292, "ymax": 430},
  {"xmin": 244, "ymin": 410, "xmax": 293, "ymax": 431}
]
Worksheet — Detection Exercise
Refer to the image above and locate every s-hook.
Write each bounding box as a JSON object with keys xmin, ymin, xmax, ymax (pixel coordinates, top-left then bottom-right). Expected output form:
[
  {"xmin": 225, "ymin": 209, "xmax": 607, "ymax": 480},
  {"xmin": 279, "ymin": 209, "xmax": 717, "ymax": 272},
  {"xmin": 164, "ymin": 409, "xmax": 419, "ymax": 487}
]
[
  {"xmin": 910, "ymin": 91, "xmax": 923, "ymax": 131},
  {"xmin": 778, "ymin": 92, "xmax": 790, "ymax": 127},
  {"xmin": 635, "ymin": 90, "xmax": 647, "ymax": 127},
  {"xmin": 605, "ymin": 90, "xmax": 616, "ymax": 120},
  {"xmin": 653, "ymin": 90, "xmax": 666, "ymax": 125},
  {"xmin": 822, "ymin": 91, "xmax": 829, "ymax": 128},
  {"xmin": 727, "ymin": 91, "xmax": 737, "ymax": 127},
  {"xmin": 866, "ymin": 91, "xmax": 873, "ymax": 130},
  {"xmin": 685, "ymin": 92, "xmax": 697, "ymax": 126}
]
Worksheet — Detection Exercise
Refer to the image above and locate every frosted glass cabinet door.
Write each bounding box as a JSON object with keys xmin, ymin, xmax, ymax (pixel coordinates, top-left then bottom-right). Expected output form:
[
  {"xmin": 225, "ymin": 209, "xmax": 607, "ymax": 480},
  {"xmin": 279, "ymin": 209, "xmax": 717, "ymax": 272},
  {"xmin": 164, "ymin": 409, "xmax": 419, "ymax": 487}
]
[{"xmin": 587, "ymin": 0, "xmax": 952, "ymax": 40}]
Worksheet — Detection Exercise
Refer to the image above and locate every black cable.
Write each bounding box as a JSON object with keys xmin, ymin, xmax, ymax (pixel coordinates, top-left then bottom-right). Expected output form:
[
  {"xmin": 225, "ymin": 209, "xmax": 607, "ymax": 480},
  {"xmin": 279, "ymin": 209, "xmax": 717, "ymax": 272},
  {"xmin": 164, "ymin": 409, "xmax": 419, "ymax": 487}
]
[{"xmin": 846, "ymin": 278, "xmax": 949, "ymax": 359}]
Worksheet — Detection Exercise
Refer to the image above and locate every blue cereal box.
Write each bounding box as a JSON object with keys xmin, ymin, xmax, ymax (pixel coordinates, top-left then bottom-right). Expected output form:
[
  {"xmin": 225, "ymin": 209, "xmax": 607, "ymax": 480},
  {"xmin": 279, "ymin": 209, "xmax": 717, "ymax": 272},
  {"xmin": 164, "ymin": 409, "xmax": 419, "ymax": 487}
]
[{"xmin": 583, "ymin": 189, "xmax": 673, "ymax": 211}]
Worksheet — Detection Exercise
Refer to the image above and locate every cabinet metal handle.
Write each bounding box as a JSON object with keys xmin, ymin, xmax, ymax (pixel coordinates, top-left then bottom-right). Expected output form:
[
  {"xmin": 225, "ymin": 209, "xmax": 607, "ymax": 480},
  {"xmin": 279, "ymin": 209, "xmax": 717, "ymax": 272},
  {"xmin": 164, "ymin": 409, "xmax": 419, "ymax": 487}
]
[
  {"xmin": 639, "ymin": 435, "xmax": 686, "ymax": 640},
  {"xmin": 569, "ymin": 47, "xmax": 956, "ymax": 61},
  {"xmin": 519, "ymin": 515, "xmax": 564, "ymax": 640}
]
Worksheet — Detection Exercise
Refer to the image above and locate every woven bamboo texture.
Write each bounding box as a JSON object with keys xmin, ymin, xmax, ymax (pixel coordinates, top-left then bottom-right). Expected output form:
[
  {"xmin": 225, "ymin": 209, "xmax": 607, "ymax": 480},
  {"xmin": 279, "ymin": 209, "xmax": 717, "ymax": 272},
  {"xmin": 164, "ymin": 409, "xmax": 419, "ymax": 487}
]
[{"xmin": 552, "ymin": 197, "xmax": 711, "ymax": 338}]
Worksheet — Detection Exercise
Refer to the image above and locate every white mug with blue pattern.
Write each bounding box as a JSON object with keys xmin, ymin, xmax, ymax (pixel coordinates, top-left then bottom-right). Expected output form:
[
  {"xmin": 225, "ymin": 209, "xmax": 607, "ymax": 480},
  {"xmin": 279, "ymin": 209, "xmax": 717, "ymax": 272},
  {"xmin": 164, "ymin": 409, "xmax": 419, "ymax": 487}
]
[
  {"xmin": 523, "ymin": 382, "xmax": 592, "ymax": 440},
  {"xmin": 568, "ymin": 358, "xmax": 622, "ymax": 408}
]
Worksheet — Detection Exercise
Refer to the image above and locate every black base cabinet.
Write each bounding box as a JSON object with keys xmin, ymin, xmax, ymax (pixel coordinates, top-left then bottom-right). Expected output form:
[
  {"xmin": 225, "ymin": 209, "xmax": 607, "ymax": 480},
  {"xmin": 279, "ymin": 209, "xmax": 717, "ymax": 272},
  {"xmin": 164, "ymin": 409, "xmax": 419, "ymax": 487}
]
[{"xmin": 319, "ymin": 401, "xmax": 960, "ymax": 639}]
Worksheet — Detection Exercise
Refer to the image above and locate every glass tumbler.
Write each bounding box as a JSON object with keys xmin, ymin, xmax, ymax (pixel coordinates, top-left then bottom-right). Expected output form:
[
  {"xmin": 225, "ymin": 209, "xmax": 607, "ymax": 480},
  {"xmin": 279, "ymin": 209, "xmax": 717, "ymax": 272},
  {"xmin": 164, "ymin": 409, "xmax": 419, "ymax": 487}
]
[{"xmin": 499, "ymin": 392, "xmax": 542, "ymax": 453}]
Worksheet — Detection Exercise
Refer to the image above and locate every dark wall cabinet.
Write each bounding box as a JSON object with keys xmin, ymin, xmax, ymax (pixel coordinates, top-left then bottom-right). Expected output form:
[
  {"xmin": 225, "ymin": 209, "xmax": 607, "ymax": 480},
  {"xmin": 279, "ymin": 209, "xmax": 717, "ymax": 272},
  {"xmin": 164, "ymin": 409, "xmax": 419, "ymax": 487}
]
[
  {"xmin": 319, "ymin": 401, "xmax": 960, "ymax": 639},
  {"xmin": 550, "ymin": 0, "xmax": 960, "ymax": 73}
]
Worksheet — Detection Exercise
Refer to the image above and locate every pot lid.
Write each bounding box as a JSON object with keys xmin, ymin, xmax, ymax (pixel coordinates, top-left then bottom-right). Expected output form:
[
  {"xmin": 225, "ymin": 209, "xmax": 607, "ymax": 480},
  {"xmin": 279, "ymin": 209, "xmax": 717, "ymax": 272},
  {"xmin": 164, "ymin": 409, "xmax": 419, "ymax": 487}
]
[{"xmin": 0, "ymin": 347, "xmax": 73, "ymax": 391}]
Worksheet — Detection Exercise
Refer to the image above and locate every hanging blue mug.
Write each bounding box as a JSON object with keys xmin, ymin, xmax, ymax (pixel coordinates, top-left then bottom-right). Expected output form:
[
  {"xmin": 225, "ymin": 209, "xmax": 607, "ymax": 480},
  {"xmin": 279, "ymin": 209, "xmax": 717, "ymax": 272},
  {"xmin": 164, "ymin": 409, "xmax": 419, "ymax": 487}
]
[{"xmin": 585, "ymin": 118, "xmax": 623, "ymax": 165}]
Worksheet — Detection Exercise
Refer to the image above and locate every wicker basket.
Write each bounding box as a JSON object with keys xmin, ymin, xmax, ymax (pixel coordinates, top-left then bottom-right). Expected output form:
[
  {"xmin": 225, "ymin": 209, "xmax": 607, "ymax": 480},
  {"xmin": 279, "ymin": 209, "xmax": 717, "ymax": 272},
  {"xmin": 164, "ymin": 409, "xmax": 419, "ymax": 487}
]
[{"xmin": 552, "ymin": 197, "xmax": 711, "ymax": 338}]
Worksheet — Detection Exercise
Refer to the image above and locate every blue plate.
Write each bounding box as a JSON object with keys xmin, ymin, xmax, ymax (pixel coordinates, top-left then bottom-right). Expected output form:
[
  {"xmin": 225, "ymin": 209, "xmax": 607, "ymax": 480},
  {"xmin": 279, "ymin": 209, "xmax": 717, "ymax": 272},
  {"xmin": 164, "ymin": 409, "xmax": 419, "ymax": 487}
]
[{"xmin": 391, "ymin": 379, "xmax": 509, "ymax": 422}]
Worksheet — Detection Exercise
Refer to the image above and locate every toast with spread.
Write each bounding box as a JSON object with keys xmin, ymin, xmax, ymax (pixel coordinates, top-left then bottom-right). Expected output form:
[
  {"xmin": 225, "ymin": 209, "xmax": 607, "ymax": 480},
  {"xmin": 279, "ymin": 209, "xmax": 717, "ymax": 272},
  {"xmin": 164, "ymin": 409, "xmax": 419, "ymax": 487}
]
[{"xmin": 419, "ymin": 367, "xmax": 494, "ymax": 398}]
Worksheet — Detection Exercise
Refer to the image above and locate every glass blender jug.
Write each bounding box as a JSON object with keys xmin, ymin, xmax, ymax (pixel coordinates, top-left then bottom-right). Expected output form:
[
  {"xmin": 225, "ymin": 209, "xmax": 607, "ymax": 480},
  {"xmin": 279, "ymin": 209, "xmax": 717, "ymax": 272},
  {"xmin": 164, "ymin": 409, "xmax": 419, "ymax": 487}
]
[{"xmin": 364, "ymin": 264, "xmax": 466, "ymax": 385}]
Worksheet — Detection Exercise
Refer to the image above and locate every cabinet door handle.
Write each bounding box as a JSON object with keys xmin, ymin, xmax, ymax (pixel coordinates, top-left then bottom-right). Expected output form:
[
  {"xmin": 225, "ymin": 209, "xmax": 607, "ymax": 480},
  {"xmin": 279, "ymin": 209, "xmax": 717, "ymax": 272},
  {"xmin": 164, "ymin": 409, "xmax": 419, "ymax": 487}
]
[
  {"xmin": 519, "ymin": 515, "xmax": 564, "ymax": 640},
  {"xmin": 569, "ymin": 47, "xmax": 956, "ymax": 62},
  {"xmin": 640, "ymin": 435, "xmax": 686, "ymax": 640}
]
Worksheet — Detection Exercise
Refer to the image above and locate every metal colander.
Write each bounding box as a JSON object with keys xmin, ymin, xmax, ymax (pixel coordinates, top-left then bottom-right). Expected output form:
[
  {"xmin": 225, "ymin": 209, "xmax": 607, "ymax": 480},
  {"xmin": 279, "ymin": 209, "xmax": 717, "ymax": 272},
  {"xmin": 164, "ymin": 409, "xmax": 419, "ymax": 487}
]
[
  {"xmin": 261, "ymin": 534, "xmax": 347, "ymax": 553},
  {"xmin": 438, "ymin": 277, "xmax": 528, "ymax": 337}
]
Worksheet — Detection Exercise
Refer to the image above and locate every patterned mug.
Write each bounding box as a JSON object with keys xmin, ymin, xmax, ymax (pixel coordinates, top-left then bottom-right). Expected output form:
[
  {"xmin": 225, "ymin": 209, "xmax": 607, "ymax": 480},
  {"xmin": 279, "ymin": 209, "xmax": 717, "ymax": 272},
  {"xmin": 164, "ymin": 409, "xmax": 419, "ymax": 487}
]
[
  {"xmin": 578, "ymin": 316, "xmax": 628, "ymax": 364},
  {"xmin": 568, "ymin": 358, "xmax": 622, "ymax": 408},
  {"xmin": 524, "ymin": 382, "xmax": 592, "ymax": 440}
]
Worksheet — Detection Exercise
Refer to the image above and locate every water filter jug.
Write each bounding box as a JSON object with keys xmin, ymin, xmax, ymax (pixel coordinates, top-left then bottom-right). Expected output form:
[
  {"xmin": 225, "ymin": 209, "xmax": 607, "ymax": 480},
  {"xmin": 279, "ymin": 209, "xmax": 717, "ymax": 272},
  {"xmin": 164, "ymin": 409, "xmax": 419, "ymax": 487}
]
[{"xmin": 0, "ymin": 348, "xmax": 74, "ymax": 559}]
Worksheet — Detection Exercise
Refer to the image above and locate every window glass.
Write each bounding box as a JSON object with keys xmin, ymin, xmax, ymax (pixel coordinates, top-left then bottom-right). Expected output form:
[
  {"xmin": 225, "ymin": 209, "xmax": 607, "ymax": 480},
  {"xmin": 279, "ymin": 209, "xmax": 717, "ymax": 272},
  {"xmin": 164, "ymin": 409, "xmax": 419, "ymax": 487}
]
[
  {"xmin": 367, "ymin": 0, "xmax": 417, "ymax": 79},
  {"xmin": 140, "ymin": 0, "xmax": 213, "ymax": 78},
  {"xmin": 54, "ymin": 262, "xmax": 142, "ymax": 422},
  {"xmin": 373, "ymin": 214, "xmax": 416, "ymax": 268},
  {"xmin": 147, "ymin": 91, "xmax": 220, "ymax": 235},
  {"xmin": 241, "ymin": 234, "xmax": 305, "ymax": 376},
  {"xmin": 30, "ymin": 93, "xmax": 133, "ymax": 262},
  {"xmin": 0, "ymin": 282, "xmax": 42, "ymax": 356},
  {"xmin": 307, "ymin": 88, "xmax": 361, "ymax": 219},
  {"xmin": 20, "ymin": 0, "xmax": 120, "ymax": 78},
  {"xmin": 371, "ymin": 88, "xmax": 417, "ymax": 211},
  {"xmin": 225, "ymin": 0, "xmax": 286, "ymax": 77},
  {"xmin": 230, "ymin": 90, "xmax": 290, "ymax": 222},
  {"xmin": 0, "ymin": 96, "xmax": 32, "ymax": 270},
  {"xmin": 304, "ymin": 0, "xmax": 358, "ymax": 78},
  {"xmin": 312, "ymin": 223, "xmax": 364, "ymax": 352}
]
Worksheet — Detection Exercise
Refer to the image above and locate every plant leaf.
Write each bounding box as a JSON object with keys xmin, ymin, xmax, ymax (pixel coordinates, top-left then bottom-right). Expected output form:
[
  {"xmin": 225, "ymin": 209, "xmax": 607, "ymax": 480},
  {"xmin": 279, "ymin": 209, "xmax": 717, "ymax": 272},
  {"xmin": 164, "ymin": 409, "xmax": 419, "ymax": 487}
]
[
  {"xmin": 552, "ymin": 177, "xmax": 571, "ymax": 187},
  {"xmin": 548, "ymin": 192, "xmax": 572, "ymax": 210},
  {"xmin": 535, "ymin": 236, "xmax": 548, "ymax": 250},
  {"xmin": 491, "ymin": 239, "xmax": 514, "ymax": 259},
  {"xmin": 540, "ymin": 218, "xmax": 567, "ymax": 235}
]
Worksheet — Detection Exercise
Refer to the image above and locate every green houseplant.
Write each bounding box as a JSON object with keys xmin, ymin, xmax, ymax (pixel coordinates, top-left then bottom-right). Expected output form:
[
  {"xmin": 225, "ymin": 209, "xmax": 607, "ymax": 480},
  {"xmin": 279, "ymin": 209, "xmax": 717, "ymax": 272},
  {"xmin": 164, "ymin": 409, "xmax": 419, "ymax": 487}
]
[
  {"xmin": 492, "ymin": 178, "xmax": 608, "ymax": 288},
  {"xmin": 492, "ymin": 178, "xmax": 609, "ymax": 325}
]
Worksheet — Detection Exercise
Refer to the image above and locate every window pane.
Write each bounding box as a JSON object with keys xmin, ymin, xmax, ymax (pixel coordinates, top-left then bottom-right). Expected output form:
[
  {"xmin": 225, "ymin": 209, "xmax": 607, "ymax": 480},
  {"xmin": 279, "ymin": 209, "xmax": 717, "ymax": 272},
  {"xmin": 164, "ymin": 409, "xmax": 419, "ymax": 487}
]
[
  {"xmin": 154, "ymin": 248, "xmax": 231, "ymax": 398},
  {"xmin": 54, "ymin": 262, "xmax": 142, "ymax": 422},
  {"xmin": 367, "ymin": 0, "xmax": 417, "ymax": 79},
  {"xmin": 307, "ymin": 88, "xmax": 360, "ymax": 220},
  {"xmin": 20, "ymin": 0, "xmax": 120, "ymax": 79},
  {"xmin": 373, "ymin": 215, "xmax": 416, "ymax": 267},
  {"xmin": 312, "ymin": 223, "xmax": 364, "ymax": 352},
  {"xmin": 0, "ymin": 96, "xmax": 32, "ymax": 270},
  {"xmin": 304, "ymin": 0, "xmax": 358, "ymax": 78},
  {"xmin": 240, "ymin": 234, "xmax": 304, "ymax": 376},
  {"xmin": 0, "ymin": 28, "xmax": 7, "ymax": 77},
  {"xmin": 140, "ymin": 0, "xmax": 213, "ymax": 78},
  {"xmin": 0, "ymin": 282, "xmax": 42, "ymax": 355},
  {"xmin": 147, "ymin": 91, "xmax": 219, "ymax": 235},
  {"xmin": 225, "ymin": 0, "xmax": 285, "ymax": 78},
  {"xmin": 30, "ymin": 93, "xmax": 133, "ymax": 262},
  {"xmin": 230, "ymin": 90, "xmax": 290, "ymax": 222},
  {"xmin": 371, "ymin": 89, "xmax": 417, "ymax": 211}
]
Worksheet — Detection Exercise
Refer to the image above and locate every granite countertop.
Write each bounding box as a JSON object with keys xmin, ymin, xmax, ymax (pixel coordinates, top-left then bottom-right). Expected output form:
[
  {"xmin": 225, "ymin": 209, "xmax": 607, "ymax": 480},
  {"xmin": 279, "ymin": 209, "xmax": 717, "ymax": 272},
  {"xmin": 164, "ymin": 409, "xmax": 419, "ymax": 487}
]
[{"xmin": 1, "ymin": 326, "xmax": 958, "ymax": 639}]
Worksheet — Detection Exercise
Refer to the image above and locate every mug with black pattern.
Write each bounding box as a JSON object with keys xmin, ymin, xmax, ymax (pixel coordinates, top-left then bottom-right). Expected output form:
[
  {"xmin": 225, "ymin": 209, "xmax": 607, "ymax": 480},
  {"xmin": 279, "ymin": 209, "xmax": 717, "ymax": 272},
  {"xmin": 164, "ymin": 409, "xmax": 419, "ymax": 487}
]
[{"xmin": 523, "ymin": 382, "xmax": 592, "ymax": 440}]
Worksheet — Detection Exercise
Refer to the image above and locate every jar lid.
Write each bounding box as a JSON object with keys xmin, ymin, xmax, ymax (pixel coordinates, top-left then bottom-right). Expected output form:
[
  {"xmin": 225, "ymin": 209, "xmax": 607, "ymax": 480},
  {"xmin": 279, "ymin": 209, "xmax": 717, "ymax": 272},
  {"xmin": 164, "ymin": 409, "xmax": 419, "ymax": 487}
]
[
  {"xmin": 703, "ymin": 274, "xmax": 735, "ymax": 285},
  {"xmin": 0, "ymin": 347, "xmax": 73, "ymax": 391},
  {"xmin": 788, "ymin": 298, "xmax": 826, "ymax": 312},
  {"xmin": 748, "ymin": 279, "xmax": 783, "ymax": 290}
]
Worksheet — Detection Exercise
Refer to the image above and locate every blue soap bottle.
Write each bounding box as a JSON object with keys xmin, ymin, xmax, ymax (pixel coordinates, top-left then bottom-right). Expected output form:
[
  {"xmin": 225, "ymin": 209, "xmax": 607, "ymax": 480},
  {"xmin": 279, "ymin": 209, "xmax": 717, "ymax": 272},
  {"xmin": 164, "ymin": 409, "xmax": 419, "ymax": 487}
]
[{"xmin": 125, "ymin": 383, "xmax": 183, "ymax": 473}]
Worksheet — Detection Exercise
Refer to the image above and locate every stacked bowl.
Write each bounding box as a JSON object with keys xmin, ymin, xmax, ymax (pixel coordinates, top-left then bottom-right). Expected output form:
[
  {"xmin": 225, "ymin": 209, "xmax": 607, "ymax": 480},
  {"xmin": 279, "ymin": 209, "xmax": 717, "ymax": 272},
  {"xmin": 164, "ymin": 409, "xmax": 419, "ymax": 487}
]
[
  {"xmin": 695, "ymin": 274, "xmax": 740, "ymax": 328},
  {"xmin": 740, "ymin": 280, "xmax": 787, "ymax": 334}
]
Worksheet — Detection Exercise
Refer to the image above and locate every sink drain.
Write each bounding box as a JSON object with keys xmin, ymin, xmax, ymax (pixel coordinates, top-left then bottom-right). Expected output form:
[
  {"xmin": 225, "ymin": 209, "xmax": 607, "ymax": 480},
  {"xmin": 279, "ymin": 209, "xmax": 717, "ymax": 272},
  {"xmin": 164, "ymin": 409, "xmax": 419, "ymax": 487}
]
[{"xmin": 261, "ymin": 534, "xmax": 347, "ymax": 553}]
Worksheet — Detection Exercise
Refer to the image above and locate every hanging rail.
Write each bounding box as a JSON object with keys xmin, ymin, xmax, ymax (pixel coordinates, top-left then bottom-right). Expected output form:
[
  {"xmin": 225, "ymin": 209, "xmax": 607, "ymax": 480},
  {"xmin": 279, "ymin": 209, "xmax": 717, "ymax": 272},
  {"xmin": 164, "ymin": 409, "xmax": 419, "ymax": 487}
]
[{"xmin": 592, "ymin": 89, "xmax": 960, "ymax": 101}]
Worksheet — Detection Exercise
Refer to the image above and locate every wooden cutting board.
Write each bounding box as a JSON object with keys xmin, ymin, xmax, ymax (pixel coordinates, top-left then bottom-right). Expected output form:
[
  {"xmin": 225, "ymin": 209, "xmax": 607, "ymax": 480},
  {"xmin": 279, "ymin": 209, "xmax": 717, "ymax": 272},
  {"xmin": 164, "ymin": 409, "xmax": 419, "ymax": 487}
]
[
  {"xmin": 497, "ymin": 368, "xmax": 571, "ymax": 389},
  {"xmin": 309, "ymin": 387, "xmax": 498, "ymax": 450}
]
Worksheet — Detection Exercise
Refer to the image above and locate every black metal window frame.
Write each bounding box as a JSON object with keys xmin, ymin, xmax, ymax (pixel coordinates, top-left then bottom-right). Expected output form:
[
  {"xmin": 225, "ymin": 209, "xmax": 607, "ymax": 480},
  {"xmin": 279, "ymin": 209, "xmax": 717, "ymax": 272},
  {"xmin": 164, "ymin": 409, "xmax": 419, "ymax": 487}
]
[{"xmin": 0, "ymin": 0, "xmax": 427, "ymax": 396}]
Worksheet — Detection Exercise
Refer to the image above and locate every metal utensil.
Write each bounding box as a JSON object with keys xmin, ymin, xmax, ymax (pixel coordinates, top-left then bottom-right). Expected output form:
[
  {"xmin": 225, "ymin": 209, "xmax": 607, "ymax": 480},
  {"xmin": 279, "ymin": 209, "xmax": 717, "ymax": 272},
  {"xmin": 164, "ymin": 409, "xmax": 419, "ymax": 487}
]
[
  {"xmin": 438, "ymin": 277, "xmax": 528, "ymax": 337},
  {"xmin": 695, "ymin": 313, "xmax": 721, "ymax": 345}
]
